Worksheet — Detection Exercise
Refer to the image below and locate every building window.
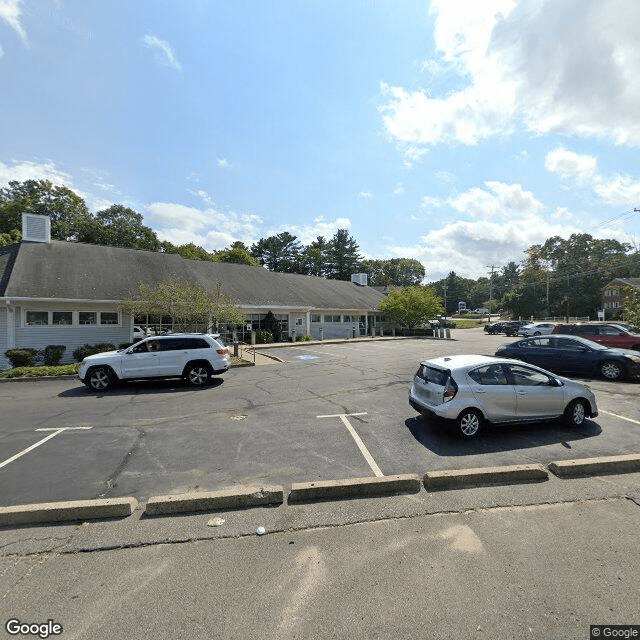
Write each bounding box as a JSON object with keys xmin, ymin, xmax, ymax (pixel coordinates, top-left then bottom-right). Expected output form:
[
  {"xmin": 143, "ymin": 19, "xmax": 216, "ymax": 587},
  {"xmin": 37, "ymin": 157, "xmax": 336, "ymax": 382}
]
[
  {"xmin": 325, "ymin": 315, "xmax": 341, "ymax": 323},
  {"xmin": 100, "ymin": 312, "xmax": 119, "ymax": 325},
  {"xmin": 52, "ymin": 311, "xmax": 73, "ymax": 325},
  {"xmin": 79, "ymin": 312, "xmax": 97, "ymax": 325},
  {"xmin": 295, "ymin": 317, "xmax": 303, "ymax": 326},
  {"xmin": 26, "ymin": 311, "xmax": 48, "ymax": 326},
  {"xmin": 311, "ymin": 314, "xmax": 321, "ymax": 323}
]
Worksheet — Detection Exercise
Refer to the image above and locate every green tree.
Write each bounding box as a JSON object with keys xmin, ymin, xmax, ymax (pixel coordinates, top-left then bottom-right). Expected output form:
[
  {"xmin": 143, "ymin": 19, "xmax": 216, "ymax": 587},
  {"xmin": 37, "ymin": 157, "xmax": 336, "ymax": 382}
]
[
  {"xmin": 118, "ymin": 275, "xmax": 245, "ymax": 331},
  {"xmin": 78, "ymin": 204, "xmax": 160, "ymax": 251},
  {"xmin": 251, "ymin": 232, "xmax": 303, "ymax": 272},
  {"xmin": 379, "ymin": 286, "xmax": 443, "ymax": 328},
  {"xmin": 0, "ymin": 229, "xmax": 21, "ymax": 247},
  {"xmin": 361, "ymin": 258, "xmax": 425, "ymax": 287},
  {"xmin": 213, "ymin": 242, "xmax": 260, "ymax": 266},
  {"xmin": 621, "ymin": 286, "xmax": 640, "ymax": 330},
  {"xmin": 0, "ymin": 179, "xmax": 93, "ymax": 241},
  {"xmin": 326, "ymin": 229, "xmax": 362, "ymax": 280},
  {"xmin": 299, "ymin": 236, "xmax": 330, "ymax": 277}
]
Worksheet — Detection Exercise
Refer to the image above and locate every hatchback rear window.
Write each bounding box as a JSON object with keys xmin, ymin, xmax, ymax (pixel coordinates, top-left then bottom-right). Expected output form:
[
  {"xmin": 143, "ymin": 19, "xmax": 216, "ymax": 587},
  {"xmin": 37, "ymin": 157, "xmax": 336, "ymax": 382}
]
[{"xmin": 416, "ymin": 365, "xmax": 449, "ymax": 386}]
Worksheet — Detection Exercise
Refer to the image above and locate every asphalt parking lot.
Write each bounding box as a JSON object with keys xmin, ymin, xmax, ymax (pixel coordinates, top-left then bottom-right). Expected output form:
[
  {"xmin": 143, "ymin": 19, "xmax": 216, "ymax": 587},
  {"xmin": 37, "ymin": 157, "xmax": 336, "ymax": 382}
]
[{"xmin": 1, "ymin": 328, "xmax": 639, "ymax": 507}]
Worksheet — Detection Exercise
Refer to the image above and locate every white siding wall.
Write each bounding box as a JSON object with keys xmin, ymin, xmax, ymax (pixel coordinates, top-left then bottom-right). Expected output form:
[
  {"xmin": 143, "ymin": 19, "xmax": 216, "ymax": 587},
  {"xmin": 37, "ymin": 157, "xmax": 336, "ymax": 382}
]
[{"xmin": 1, "ymin": 303, "xmax": 134, "ymax": 369}]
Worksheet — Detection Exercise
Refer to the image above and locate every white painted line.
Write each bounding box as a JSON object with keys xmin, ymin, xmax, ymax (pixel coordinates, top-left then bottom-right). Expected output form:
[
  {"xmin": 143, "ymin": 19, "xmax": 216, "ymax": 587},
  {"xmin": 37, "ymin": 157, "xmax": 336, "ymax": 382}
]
[
  {"xmin": 601, "ymin": 410, "xmax": 640, "ymax": 426},
  {"xmin": 317, "ymin": 412, "xmax": 383, "ymax": 477},
  {"xmin": 0, "ymin": 427, "xmax": 93, "ymax": 469}
]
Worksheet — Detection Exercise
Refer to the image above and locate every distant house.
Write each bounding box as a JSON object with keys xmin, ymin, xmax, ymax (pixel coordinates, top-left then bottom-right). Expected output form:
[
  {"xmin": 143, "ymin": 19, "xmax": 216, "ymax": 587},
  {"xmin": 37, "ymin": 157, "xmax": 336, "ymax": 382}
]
[
  {"xmin": 602, "ymin": 277, "xmax": 640, "ymax": 317},
  {"xmin": 0, "ymin": 215, "xmax": 388, "ymax": 369}
]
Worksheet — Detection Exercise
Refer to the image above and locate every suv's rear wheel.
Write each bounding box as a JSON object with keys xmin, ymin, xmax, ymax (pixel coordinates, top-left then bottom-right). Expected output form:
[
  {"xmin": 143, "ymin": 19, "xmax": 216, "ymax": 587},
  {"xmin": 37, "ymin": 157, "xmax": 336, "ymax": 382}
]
[
  {"xmin": 184, "ymin": 362, "xmax": 212, "ymax": 387},
  {"xmin": 87, "ymin": 366, "xmax": 113, "ymax": 392}
]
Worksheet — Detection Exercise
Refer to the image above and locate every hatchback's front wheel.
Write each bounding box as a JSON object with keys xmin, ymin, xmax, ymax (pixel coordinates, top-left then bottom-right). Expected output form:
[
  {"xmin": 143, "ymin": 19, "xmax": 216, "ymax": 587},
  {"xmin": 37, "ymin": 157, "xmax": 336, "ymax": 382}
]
[
  {"xmin": 564, "ymin": 399, "xmax": 587, "ymax": 426},
  {"xmin": 456, "ymin": 409, "xmax": 482, "ymax": 438}
]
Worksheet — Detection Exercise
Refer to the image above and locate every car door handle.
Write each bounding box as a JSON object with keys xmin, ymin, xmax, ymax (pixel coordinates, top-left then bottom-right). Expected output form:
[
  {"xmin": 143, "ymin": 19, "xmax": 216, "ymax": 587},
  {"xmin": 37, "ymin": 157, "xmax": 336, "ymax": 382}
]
[
  {"xmin": 472, "ymin": 388, "xmax": 486, "ymax": 393},
  {"xmin": 516, "ymin": 390, "xmax": 527, "ymax": 395}
]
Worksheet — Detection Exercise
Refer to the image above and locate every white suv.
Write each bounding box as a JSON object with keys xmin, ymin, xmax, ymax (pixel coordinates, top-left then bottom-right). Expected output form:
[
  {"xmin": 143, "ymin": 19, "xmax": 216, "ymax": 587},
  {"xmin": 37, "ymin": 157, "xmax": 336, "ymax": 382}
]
[{"xmin": 79, "ymin": 333, "xmax": 230, "ymax": 392}]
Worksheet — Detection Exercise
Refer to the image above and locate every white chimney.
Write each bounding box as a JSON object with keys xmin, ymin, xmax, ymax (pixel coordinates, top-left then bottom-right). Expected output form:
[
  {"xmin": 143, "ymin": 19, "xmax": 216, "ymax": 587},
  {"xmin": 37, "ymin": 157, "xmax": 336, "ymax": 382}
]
[
  {"xmin": 351, "ymin": 273, "xmax": 368, "ymax": 286},
  {"xmin": 22, "ymin": 213, "xmax": 51, "ymax": 243}
]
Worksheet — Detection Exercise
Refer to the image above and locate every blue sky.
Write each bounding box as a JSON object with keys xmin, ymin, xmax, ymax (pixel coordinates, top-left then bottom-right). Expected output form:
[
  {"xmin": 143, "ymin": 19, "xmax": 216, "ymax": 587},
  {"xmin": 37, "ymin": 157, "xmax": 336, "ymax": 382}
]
[{"xmin": 1, "ymin": 0, "xmax": 639, "ymax": 281}]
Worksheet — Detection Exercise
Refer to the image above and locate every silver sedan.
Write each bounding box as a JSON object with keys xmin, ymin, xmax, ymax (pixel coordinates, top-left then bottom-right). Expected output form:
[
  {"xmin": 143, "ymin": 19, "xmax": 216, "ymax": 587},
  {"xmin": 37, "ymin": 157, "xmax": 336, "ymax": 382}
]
[{"xmin": 408, "ymin": 354, "xmax": 598, "ymax": 438}]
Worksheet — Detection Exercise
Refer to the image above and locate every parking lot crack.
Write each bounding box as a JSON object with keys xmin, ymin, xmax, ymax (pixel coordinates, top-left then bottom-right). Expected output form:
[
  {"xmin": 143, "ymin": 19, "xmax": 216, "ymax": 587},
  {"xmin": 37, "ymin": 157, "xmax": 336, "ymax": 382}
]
[{"xmin": 97, "ymin": 426, "xmax": 146, "ymax": 498}]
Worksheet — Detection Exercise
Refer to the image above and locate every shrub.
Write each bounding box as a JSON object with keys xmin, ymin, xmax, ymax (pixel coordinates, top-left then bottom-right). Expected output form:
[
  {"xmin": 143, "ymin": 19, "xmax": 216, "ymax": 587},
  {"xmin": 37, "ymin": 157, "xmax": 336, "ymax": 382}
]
[
  {"xmin": 298, "ymin": 334, "xmax": 312, "ymax": 341},
  {"xmin": 255, "ymin": 330, "xmax": 274, "ymax": 344},
  {"xmin": 73, "ymin": 343, "xmax": 116, "ymax": 362},
  {"xmin": 4, "ymin": 348, "xmax": 38, "ymax": 368},
  {"xmin": 43, "ymin": 344, "xmax": 67, "ymax": 366}
]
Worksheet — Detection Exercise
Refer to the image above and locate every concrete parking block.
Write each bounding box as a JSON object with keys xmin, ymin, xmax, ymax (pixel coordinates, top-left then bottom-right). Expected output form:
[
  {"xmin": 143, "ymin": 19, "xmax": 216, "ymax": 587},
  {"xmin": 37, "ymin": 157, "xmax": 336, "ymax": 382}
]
[
  {"xmin": 145, "ymin": 485, "xmax": 284, "ymax": 516},
  {"xmin": 0, "ymin": 497, "xmax": 138, "ymax": 526},
  {"xmin": 288, "ymin": 474, "xmax": 421, "ymax": 503},
  {"xmin": 549, "ymin": 454, "xmax": 640, "ymax": 478},
  {"xmin": 424, "ymin": 464, "xmax": 548, "ymax": 491}
]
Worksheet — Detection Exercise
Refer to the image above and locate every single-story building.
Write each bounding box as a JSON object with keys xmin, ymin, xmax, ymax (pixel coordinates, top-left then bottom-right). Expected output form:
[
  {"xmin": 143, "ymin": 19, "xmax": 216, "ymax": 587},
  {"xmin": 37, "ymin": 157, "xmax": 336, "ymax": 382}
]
[
  {"xmin": 0, "ymin": 215, "xmax": 390, "ymax": 369},
  {"xmin": 602, "ymin": 277, "xmax": 640, "ymax": 316}
]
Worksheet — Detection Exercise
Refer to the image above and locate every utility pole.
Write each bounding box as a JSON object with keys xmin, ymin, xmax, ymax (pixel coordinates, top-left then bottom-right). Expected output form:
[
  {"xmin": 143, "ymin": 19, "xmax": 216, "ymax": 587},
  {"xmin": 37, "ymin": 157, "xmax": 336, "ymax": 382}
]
[{"xmin": 486, "ymin": 265, "xmax": 496, "ymax": 316}]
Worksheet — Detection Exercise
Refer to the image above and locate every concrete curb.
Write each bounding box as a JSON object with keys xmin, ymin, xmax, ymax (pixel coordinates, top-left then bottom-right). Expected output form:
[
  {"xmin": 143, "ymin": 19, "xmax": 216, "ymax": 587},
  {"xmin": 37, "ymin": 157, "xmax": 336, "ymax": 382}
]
[
  {"xmin": 5, "ymin": 455, "xmax": 640, "ymax": 526},
  {"xmin": 549, "ymin": 454, "xmax": 640, "ymax": 478},
  {"xmin": 288, "ymin": 474, "xmax": 421, "ymax": 503},
  {"xmin": 0, "ymin": 497, "xmax": 137, "ymax": 526},
  {"xmin": 424, "ymin": 464, "xmax": 548, "ymax": 491},
  {"xmin": 144, "ymin": 485, "xmax": 284, "ymax": 516}
]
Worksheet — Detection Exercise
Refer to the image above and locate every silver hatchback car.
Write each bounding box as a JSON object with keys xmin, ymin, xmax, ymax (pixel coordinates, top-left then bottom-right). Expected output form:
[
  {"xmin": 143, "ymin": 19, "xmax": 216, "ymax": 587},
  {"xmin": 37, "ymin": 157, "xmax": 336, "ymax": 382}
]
[{"xmin": 408, "ymin": 354, "xmax": 598, "ymax": 438}]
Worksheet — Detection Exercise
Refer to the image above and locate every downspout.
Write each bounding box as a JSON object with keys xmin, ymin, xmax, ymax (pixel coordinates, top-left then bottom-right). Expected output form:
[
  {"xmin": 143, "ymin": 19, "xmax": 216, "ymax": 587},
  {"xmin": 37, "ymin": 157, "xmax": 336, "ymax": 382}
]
[{"xmin": 4, "ymin": 300, "xmax": 16, "ymax": 349}]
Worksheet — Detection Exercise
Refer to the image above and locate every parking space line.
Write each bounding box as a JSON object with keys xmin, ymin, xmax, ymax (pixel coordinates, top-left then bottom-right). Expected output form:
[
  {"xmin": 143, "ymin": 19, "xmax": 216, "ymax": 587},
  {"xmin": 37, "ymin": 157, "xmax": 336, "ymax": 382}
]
[
  {"xmin": 317, "ymin": 412, "xmax": 383, "ymax": 477},
  {"xmin": 601, "ymin": 410, "xmax": 640, "ymax": 426},
  {"xmin": 0, "ymin": 427, "xmax": 93, "ymax": 470}
]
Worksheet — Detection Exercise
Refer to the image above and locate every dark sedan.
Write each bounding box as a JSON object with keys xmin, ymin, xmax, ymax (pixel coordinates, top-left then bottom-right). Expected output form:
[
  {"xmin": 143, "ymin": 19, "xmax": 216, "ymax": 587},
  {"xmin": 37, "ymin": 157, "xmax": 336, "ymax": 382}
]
[{"xmin": 495, "ymin": 335, "xmax": 640, "ymax": 381}]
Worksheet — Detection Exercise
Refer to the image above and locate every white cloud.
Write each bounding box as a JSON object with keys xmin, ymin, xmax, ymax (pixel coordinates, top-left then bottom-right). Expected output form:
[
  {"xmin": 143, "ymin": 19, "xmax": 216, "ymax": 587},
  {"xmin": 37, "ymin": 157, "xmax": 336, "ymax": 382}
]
[
  {"xmin": 380, "ymin": 0, "xmax": 640, "ymax": 155},
  {"xmin": 0, "ymin": 0, "xmax": 27, "ymax": 44},
  {"xmin": 392, "ymin": 181, "xmax": 577, "ymax": 280},
  {"xmin": 358, "ymin": 191, "xmax": 373, "ymax": 199},
  {"xmin": 142, "ymin": 34, "xmax": 182, "ymax": 72},
  {"xmin": 546, "ymin": 147, "xmax": 640, "ymax": 206},
  {"xmin": 0, "ymin": 44, "xmax": 4, "ymax": 57},
  {"xmin": 145, "ymin": 201, "xmax": 263, "ymax": 250},
  {"xmin": 0, "ymin": 159, "xmax": 73, "ymax": 186},
  {"xmin": 393, "ymin": 182, "xmax": 404, "ymax": 196},
  {"xmin": 217, "ymin": 158, "xmax": 230, "ymax": 169},
  {"xmin": 267, "ymin": 217, "xmax": 352, "ymax": 245}
]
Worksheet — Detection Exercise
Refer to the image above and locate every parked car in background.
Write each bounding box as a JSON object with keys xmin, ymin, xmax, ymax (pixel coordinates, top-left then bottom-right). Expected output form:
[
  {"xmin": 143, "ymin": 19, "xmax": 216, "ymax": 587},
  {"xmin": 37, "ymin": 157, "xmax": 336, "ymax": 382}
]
[
  {"xmin": 517, "ymin": 322, "xmax": 557, "ymax": 337},
  {"xmin": 553, "ymin": 323, "xmax": 640, "ymax": 351},
  {"xmin": 79, "ymin": 333, "xmax": 230, "ymax": 391},
  {"xmin": 495, "ymin": 335, "xmax": 640, "ymax": 381},
  {"xmin": 408, "ymin": 354, "xmax": 598, "ymax": 438},
  {"xmin": 485, "ymin": 321, "xmax": 527, "ymax": 336},
  {"xmin": 133, "ymin": 325, "xmax": 155, "ymax": 341}
]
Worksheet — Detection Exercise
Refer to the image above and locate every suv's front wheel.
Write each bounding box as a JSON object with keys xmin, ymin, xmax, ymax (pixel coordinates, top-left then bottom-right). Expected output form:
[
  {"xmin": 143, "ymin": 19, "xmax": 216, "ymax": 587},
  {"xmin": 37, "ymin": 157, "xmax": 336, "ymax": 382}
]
[
  {"xmin": 184, "ymin": 362, "xmax": 212, "ymax": 387},
  {"xmin": 87, "ymin": 366, "xmax": 114, "ymax": 392}
]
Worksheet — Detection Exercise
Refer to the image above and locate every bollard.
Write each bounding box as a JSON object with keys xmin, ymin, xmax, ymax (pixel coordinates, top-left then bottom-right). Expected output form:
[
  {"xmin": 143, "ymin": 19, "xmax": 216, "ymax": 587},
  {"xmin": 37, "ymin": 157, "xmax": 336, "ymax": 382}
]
[
  {"xmin": 251, "ymin": 331, "xmax": 256, "ymax": 346},
  {"xmin": 446, "ymin": 328, "xmax": 451, "ymax": 338},
  {"xmin": 233, "ymin": 341, "xmax": 239, "ymax": 357},
  {"xmin": 320, "ymin": 327, "xmax": 324, "ymax": 341},
  {"xmin": 392, "ymin": 328, "xmax": 396, "ymax": 337}
]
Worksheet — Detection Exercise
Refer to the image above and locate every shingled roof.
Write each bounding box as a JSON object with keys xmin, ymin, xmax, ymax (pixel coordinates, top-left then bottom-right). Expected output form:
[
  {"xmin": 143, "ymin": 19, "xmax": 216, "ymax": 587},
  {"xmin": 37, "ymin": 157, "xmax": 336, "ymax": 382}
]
[{"xmin": 0, "ymin": 241, "xmax": 386, "ymax": 311}]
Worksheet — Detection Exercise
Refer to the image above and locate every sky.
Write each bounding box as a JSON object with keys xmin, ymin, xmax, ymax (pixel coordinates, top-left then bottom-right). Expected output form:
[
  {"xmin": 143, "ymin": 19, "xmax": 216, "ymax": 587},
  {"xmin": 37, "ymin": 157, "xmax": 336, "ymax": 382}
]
[{"xmin": 1, "ymin": 0, "xmax": 640, "ymax": 282}]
